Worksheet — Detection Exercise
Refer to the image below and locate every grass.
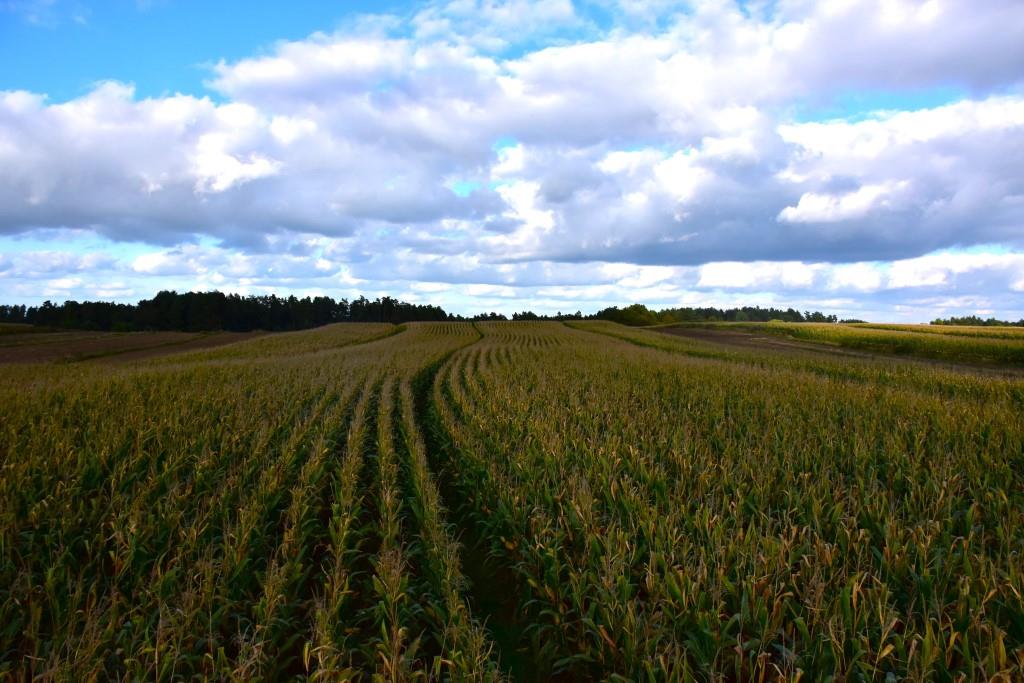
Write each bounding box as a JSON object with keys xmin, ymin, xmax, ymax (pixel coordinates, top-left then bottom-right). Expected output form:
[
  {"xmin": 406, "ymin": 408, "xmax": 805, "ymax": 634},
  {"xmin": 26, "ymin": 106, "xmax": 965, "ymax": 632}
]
[{"xmin": 1, "ymin": 320, "xmax": 1021, "ymax": 680}]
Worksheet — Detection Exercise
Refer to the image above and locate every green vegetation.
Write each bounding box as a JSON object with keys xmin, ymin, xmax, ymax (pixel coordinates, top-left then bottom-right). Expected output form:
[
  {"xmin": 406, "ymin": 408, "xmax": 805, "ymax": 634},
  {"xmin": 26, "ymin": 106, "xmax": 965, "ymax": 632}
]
[
  {"xmin": 3, "ymin": 296, "xmax": 844, "ymax": 332},
  {"xmin": 932, "ymin": 315, "xmax": 1024, "ymax": 327},
  {"xmin": 2, "ymin": 321, "xmax": 1022, "ymax": 680},
  {"xmin": 594, "ymin": 303, "xmax": 836, "ymax": 326},
  {"xmin": 0, "ymin": 292, "xmax": 451, "ymax": 332}
]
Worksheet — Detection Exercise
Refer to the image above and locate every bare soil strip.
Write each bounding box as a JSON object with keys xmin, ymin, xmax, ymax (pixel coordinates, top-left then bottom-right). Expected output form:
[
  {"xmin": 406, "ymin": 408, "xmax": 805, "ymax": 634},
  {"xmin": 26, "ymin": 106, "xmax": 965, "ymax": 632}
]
[
  {"xmin": 0, "ymin": 331, "xmax": 195, "ymax": 363},
  {"xmin": 97, "ymin": 332, "xmax": 266, "ymax": 363},
  {"xmin": 658, "ymin": 326, "xmax": 878, "ymax": 356},
  {"xmin": 656, "ymin": 325, "xmax": 1024, "ymax": 376},
  {"xmin": 0, "ymin": 330, "xmax": 266, "ymax": 364}
]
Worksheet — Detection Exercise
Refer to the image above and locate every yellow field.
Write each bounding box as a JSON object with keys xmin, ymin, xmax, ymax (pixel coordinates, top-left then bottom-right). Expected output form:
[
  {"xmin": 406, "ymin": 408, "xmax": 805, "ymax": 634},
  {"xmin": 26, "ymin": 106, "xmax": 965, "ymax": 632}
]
[{"xmin": 1, "ymin": 321, "xmax": 1021, "ymax": 680}]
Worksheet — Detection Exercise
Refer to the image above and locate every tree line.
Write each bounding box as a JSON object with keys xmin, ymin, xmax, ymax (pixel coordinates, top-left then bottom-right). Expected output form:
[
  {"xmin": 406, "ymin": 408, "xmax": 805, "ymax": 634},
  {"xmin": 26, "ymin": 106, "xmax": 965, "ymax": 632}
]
[
  {"xmin": 931, "ymin": 315, "xmax": 1024, "ymax": 327},
  {"xmin": 455, "ymin": 304, "xmax": 845, "ymax": 325},
  {"xmin": 0, "ymin": 291, "xmax": 852, "ymax": 332},
  {"xmin": 0, "ymin": 291, "xmax": 450, "ymax": 332},
  {"xmin": 5, "ymin": 292, "xmax": 1017, "ymax": 333},
  {"xmin": 589, "ymin": 303, "xmax": 842, "ymax": 326}
]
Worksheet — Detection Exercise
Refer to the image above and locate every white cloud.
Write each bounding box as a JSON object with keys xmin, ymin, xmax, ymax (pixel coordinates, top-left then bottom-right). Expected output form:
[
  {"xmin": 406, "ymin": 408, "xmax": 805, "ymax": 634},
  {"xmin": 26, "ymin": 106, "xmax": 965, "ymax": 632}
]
[
  {"xmin": 886, "ymin": 251, "xmax": 1024, "ymax": 289},
  {"xmin": 2, "ymin": 0, "xmax": 1024, "ymax": 318},
  {"xmin": 132, "ymin": 252, "xmax": 175, "ymax": 275},
  {"xmin": 596, "ymin": 149, "xmax": 664, "ymax": 176},
  {"xmin": 193, "ymin": 150, "xmax": 280, "ymax": 194},
  {"xmin": 778, "ymin": 97, "xmax": 1024, "ymax": 159},
  {"xmin": 465, "ymin": 283, "xmax": 516, "ymax": 297},
  {"xmin": 653, "ymin": 152, "xmax": 709, "ymax": 204},
  {"xmin": 410, "ymin": 281, "xmax": 451, "ymax": 292},
  {"xmin": 697, "ymin": 261, "xmax": 820, "ymax": 289},
  {"xmin": 829, "ymin": 263, "xmax": 884, "ymax": 292},
  {"xmin": 44, "ymin": 277, "xmax": 82, "ymax": 295},
  {"xmin": 492, "ymin": 144, "xmax": 525, "ymax": 177},
  {"xmin": 269, "ymin": 116, "xmax": 317, "ymax": 145},
  {"xmin": 778, "ymin": 181, "xmax": 909, "ymax": 223}
]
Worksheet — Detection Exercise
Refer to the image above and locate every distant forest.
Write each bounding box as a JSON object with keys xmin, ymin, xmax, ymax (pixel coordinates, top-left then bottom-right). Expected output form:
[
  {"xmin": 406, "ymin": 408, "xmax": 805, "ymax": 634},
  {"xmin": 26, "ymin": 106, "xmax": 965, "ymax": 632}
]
[
  {"xmin": 587, "ymin": 303, "xmax": 844, "ymax": 326},
  {"xmin": 0, "ymin": 291, "xmax": 449, "ymax": 332},
  {"xmin": 0, "ymin": 291, "xmax": 855, "ymax": 332},
  {"xmin": 931, "ymin": 315, "xmax": 1024, "ymax": 327}
]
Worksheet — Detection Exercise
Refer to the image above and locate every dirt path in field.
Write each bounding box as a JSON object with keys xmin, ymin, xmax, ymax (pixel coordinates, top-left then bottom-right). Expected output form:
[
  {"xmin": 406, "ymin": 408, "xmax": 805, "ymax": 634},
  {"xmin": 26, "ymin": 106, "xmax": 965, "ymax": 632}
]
[
  {"xmin": 654, "ymin": 326, "xmax": 1024, "ymax": 377},
  {"xmin": 412, "ymin": 330, "xmax": 567, "ymax": 683}
]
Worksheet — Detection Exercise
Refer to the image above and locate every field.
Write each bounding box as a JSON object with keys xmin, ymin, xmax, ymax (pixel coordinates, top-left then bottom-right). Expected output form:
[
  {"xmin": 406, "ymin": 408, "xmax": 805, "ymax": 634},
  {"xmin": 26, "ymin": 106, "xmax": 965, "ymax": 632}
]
[
  {"xmin": 1, "ymin": 322, "xmax": 1022, "ymax": 681},
  {"xmin": 854, "ymin": 324, "xmax": 1024, "ymax": 341},
  {"xmin": 0, "ymin": 323, "xmax": 54, "ymax": 336},
  {"xmin": 0, "ymin": 328, "xmax": 269, "ymax": 364},
  {"xmin": 660, "ymin": 321, "xmax": 1024, "ymax": 367}
]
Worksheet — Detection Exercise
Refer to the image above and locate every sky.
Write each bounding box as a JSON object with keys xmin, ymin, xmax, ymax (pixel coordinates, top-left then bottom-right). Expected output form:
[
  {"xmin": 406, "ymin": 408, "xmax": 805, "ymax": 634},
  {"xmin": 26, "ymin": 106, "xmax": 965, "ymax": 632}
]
[{"xmin": 1, "ymin": 0, "xmax": 1024, "ymax": 321}]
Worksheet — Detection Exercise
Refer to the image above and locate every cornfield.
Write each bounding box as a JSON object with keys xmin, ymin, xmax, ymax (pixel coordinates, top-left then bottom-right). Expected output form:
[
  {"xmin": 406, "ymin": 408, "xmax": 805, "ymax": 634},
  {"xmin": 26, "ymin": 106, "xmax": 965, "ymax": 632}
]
[{"xmin": 1, "ymin": 321, "xmax": 1021, "ymax": 681}]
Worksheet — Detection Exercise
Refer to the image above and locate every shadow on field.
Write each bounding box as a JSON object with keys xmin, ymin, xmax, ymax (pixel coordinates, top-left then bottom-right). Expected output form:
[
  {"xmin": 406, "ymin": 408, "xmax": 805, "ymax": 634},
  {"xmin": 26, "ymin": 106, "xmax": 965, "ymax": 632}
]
[{"xmin": 413, "ymin": 352, "xmax": 583, "ymax": 683}]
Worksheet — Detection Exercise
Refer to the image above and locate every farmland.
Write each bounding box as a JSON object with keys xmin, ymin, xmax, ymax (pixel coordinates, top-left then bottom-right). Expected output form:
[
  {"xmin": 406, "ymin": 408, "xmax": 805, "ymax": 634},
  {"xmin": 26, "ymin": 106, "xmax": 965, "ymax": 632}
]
[
  {"xmin": 0, "ymin": 327, "xmax": 266, "ymax": 365},
  {"xmin": 659, "ymin": 321, "xmax": 1024, "ymax": 367},
  {"xmin": 1, "ymin": 321, "xmax": 1022, "ymax": 681}
]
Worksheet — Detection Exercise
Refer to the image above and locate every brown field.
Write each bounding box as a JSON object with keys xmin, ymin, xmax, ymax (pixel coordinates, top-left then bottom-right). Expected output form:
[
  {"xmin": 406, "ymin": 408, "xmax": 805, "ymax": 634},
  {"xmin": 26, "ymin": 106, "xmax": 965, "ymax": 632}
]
[
  {"xmin": 0, "ymin": 323, "xmax": 51, "ymax": 336},
  {"xmin": 658, "ymin": 325, "xmax": 857, "ymax": 354},
  {"xmin": 0, "ymin": 329, "xmax": 265, "ymax": 364},
  {"xmin": 657, "ymin": 324, "xmax": 1024, "ymax": 375}
]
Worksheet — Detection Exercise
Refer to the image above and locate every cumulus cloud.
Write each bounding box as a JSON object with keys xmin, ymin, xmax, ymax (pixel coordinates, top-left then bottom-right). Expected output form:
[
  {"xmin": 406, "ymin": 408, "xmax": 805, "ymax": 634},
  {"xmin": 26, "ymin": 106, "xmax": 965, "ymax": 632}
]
[
  {"xmin": 778, "ymin": 182, "xmax": 910, "ymax": 223},
  {"xmin": 2, "ymin": 0, "xmax": 1024, "ymax": 318}
]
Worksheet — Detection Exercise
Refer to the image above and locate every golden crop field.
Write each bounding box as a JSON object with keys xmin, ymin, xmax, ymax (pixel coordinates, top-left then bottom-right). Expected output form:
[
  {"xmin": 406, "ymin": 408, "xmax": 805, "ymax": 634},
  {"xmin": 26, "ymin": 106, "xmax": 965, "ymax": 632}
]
[
  {"xmin": 853, "ymin": 323, "xmax": 1024, "ymax": 341},
  {"xmin": 2, "ymin": 321, "xmax": 1022, "ymax": 681}
]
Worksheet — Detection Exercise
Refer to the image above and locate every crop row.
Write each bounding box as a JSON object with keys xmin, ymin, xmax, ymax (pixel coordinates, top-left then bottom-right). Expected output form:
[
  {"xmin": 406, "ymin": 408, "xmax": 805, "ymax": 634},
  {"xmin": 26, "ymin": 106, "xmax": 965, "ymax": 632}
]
[
  {"xmin": 0, "ymin": 323, "xmax": 497, "ymax": 679},
  {"xmin": 432, "ymin": 322, "xmax": 1024, "ymax": 680},
  {"xmin": 4, "ymin": 319, "xmax": 1022, "ymax": 680}
]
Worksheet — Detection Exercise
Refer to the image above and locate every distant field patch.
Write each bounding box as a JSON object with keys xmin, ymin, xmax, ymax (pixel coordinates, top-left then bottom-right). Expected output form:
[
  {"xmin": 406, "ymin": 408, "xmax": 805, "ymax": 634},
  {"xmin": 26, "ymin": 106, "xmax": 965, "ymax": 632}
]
[
  {"xmin": 659, "ymin": 321, "xmax": 1024, "ymax": 367},
  {"xmin": 854, "ymin": 322, "xmax": 1024, "ymax": 340},
  {"xmin": 0, "ymin": 330, "xmax": 265, "ymax": 364},
  {"xmin": 0, "ymin": 323, "xmax": 53, "ymax": 336}
]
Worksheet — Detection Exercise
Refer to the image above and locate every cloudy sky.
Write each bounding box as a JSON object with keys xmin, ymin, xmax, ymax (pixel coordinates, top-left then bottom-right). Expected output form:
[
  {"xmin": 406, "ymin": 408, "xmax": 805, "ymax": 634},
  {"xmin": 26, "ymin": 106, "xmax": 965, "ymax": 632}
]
[{"xmin": 2, "ymin": 0, "xmax": 1023, "ymax": 320}]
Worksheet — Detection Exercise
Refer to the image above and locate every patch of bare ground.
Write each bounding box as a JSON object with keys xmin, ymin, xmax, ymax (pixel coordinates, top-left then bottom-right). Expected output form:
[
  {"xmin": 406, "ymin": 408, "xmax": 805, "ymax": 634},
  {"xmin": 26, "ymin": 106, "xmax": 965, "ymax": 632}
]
[
  {"xmin": 0, "ymin": 331, "xmax": 114, "ymax": 348},
  {"xmin": 656, "ymin": 325, "xmax": 1024, "ymax": 377},
  {"xmin": 97, "ymin": 331, "xmax": 267, "ymax": 362},
  {"xmin": 0, "ymin": 331, "xmax": 197, "ymax": 363},
  {"xmin": 659, "ymin": 326, "xmax": 871, "ymax": 355},
  {"xmin": 0, "ymin": 331, "xmax": 263, "ymax": 364}
]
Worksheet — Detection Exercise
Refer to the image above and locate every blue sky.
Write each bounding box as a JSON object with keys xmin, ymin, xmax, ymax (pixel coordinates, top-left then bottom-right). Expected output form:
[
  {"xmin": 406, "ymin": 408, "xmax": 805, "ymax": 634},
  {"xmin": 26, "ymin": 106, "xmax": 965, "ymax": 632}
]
[
  {"xmin": 0, "ymin": 1, "xmax": 405, "ymax": 100},
  {"xmin": 2, "ymin": 0, "xmax": 1024, "ymax": 320}
]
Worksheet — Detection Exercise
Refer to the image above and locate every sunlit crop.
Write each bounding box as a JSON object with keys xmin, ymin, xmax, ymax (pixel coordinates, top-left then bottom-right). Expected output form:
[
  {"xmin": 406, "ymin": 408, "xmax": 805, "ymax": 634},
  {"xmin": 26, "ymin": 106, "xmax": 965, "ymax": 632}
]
[{"xmin": 2, "ymin": 321, "xmax": 1021, "ymax": 680}]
